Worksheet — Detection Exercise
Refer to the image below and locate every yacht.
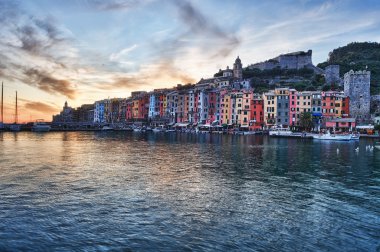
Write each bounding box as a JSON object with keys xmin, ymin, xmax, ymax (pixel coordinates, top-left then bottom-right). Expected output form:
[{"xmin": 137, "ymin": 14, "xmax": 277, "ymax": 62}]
[
  {"xmin": 269, "ymin": 126, "xmax": 293, "ymax": 136},
  {"xmin": 313, "ymin": 131, "xmax": 352, "ymax": 141},
  {"xmin": 31, "ymin": 120, "xmax": 51, "ymax": 132}
]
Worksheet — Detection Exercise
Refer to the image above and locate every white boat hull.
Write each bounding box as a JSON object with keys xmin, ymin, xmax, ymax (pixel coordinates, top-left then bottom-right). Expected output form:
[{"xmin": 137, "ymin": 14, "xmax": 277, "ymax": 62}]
[
  {"xmin": 313, "ymin": 133, "xmax": 352, "ymax": 141},
  {"xmin": 269, "ymin": 130, "xmax": 293, "ymax": 136}
]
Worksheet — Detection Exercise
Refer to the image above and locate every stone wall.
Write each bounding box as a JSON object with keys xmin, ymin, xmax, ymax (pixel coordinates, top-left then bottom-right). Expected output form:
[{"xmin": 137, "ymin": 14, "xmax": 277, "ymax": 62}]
[
  {"xmin": 249, "ymin": 50, "xmax": 313, "ymax": 70},
  {"xmin": 325, "ymin": 65, "xmax": 341, "ymax": 85},
  {"xmin": 344, "ymin": 70, "xmax": 371, "ymax": 122},
  {"xmin": 371, "ymin": 95, "xmax": 380, "ymax": 115}
]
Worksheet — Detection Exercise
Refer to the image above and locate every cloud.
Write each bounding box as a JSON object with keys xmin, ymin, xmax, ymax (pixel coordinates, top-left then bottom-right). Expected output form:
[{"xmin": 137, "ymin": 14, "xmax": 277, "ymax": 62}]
[
  {"xmin": 22, "ymin": 100, "xmax": 59, "ymax": 114},
  {"xmin": 24, "ymin": 69, "xmax": 76, "ymax": 99},
  {"xmin": 0, "ymin": 1, "xmax": 80, "ymax": 99},
  {"xmin": 109, "ymin": 44, "xmax": 138, "ymax": 61},
  {"xmin": 82, "ymin": 0, "xmax": 147, "ymax": 11},
  {"xmin": 174, "ymin": 1, "xmax": 240, "ymax": 58}
]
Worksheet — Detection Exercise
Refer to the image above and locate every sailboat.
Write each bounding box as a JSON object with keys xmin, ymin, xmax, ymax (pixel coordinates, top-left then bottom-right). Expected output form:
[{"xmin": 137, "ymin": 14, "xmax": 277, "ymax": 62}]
[
  {"xmin": 0, "ymin": 82, "xmax": 4, "ymax": 131},
  {"xmin": 9, "ymin": 91, "xmax": 21, "ymax": 132}
]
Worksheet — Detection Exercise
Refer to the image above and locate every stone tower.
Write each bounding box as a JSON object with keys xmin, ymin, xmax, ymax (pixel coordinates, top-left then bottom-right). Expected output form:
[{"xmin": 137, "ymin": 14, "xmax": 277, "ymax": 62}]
[
  {"xmin": 344, "ymin": 70, "xmax": 371, "ymax": 122},
  {"xmin": 325, "ymin": 65, "xmax": 341, "ymax": 86},
  {"xmin": 233, "ymin": 56, "xmax": 242, "ymax": 79}
]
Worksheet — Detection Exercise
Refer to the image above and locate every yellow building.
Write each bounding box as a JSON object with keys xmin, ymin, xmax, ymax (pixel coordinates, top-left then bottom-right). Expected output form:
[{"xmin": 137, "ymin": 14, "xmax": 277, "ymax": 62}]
[
  {"xmin": 263, "ymin": 91, "xmax": 276, "ymax": 127},
  {"xmin": 295, "ymin": 92, "xmax": 312, "ymax": 123},
  {"xmin": 219, "ymin": 90, "xmax": 231, "ymax": 125},
  {"xmin": 239, "ymin": 91, "xmax": 253, "ymax": 127}
]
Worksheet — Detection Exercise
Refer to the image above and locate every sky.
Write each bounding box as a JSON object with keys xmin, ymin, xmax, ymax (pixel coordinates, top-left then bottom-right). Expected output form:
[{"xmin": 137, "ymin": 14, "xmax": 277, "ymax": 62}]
[{"xmin": 0, "ymin": 0, "xmax": 380, "ymax": 123}]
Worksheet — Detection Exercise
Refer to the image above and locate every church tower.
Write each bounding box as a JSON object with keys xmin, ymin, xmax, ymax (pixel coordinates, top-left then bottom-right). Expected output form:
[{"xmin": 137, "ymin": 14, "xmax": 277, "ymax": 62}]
[{"xmin": 233, "ymin": 56, "xmax": 243, "ymax": 79}]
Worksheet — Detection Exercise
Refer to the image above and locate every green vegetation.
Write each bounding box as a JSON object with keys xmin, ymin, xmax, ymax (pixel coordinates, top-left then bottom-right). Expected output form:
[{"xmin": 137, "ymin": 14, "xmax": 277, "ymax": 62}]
[
  {"xmin": 299, "ymin": 112, "xmax": 313, "ymax": 131},
  {"xmin": 317, "ymin": 42, "xmax": 380, "ymax": 94},
  {"xmin": 214, "ymin": 69, "xmax": 223, "ymax": 77},
  {"xmin": 242, "ymin": 67, "xmax": 314, "ymax": 79}
]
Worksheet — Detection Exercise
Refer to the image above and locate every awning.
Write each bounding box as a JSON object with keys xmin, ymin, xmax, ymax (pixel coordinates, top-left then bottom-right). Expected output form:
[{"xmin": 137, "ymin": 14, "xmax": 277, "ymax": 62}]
[
  {"xmin": 356, "ymin": 125, "xmax": 374, "ymax": 129},
  {"xmin": 177, "ymin": 123, "xmax": 189, "ymax": 127},
  {"xmin": 167, "ymin": 122, "xmax": 175, "ymax": 126},
  {"xmin": 312, "ymin": 113, "xmax": 322, "ymax": 117}
]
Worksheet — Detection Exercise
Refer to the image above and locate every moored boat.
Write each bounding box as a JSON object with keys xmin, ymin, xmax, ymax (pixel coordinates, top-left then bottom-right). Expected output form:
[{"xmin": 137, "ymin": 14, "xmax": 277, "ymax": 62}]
[
  {"xmin": 31, "ymin": 119, "xmax": 51, "ymax": 132},
  {"xmin": 313, "ymin": 131, "xmax": 352, "ymax": 141},
  {"xmin": 269, "ymin": 126, "xmax": 293, "ymax": 136},
  {"xmin": 351, "ymin": 133, "xmax": 360, "ymax": 140},
  {"xmin": 101, "ymin": 125, "xmax": 113, "ymax": 131},
  {"xmin": 9, "ymin": 123, "xmax": 21, "ymax": 132},
  {"xmin": 375, "ymin": 142, "xmax": 380, "ymax": 150}
]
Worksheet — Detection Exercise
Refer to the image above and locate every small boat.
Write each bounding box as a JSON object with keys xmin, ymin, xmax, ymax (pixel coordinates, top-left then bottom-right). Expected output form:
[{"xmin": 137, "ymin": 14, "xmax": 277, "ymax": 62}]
[
  {"xmin": 375, "ymin": 142, "xmax": 380, "ymax": 150},
  {"xmin": 9, "ymin": 123, "xmax": 21, "ymax": 132},
  {"xmin": 31, "ymin": 119, "xmax": 51, "ymax": 132},
  {"xmin": 313, "ymin": 131, "xmax": 352, "ymax": 141},
  {"xmin": 351, "ymin": 132, "xmax": 360, "ymax": 140},
  {"xmin": 152, "ymin": 127, "xmax": 164, "ymax": 132},
  {"xmin": 101, "ymin": 125, "xmax": 113, "ymax": 131},
  {"xmin": 269, "ymin": 126, "xmax": 293, "ymax": 136}
]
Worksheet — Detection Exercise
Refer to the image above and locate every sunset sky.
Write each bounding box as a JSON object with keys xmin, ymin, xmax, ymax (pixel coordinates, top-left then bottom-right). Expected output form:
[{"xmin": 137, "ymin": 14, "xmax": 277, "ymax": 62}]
[{"xmin": 1, "ymin": 0, "xmax": 380, "ymax": 122}]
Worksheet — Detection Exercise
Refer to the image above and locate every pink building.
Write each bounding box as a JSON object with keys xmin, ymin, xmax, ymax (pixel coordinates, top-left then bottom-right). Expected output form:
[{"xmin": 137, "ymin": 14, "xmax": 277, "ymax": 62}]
[
  {"xmin": 289, "ymin": 89, "xmax": 298, "ymax": 127},
  {"xmin": 325, "ymin": 118, "xmax": 356, "ymax": 132}
]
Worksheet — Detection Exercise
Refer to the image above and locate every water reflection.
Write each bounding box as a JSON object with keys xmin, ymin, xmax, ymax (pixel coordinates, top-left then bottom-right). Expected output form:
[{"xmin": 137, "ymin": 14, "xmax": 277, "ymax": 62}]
[{"xmin": 0, "ymin": 132, "xmax": 379, "ymax": 251}]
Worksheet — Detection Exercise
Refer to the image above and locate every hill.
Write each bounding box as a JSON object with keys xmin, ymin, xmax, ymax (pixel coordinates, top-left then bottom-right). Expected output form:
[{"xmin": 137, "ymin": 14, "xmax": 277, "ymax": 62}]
[{"xmin": 317, "ymin": 42, "xmax": 380, "ymax": 94}]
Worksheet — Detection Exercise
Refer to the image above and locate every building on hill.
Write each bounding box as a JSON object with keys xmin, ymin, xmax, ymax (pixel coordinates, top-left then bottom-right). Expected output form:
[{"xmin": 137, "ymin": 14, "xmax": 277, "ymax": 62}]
[
  {"xmin": 248, "ymin": 50, "xmax": 323, "ymax": 74},
  {"xmin": 52, "ymin": 101, "xmax": 74, "ymax": 123},
  {"xmin": 223, "ymin": 66, "xmax": 233, "ymax": 77},
  {"xmin": 344, "ymin": 70, "xmax": 371, "ymax": 122},
  {"xmin": 233, "ymin": 56, "xmax": 243, "ymax": 79}
]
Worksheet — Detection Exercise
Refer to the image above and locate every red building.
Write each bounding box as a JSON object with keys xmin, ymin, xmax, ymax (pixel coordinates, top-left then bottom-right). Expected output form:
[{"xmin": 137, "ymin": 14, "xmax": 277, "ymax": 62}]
[
  {"xmin": 322, "ymin": 91, "xmax": 337, "ymax": 119},
  {"xmin": 206, "ymin": 90, "xmax": 218, "ymax": 124},
  {"xmin": 250, "ymin": 94, "xmax": 264, "ymax": 130}
]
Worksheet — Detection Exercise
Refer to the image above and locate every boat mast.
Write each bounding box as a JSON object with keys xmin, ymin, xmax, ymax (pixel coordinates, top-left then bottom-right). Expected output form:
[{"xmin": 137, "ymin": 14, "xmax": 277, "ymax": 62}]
[
  {"xmin": 1, "ymin": 82, "xmax": 3, "ymax": 125},
  {"xmin": 15, "ymin": 91, "xmax": 18, "ymax": 124}
]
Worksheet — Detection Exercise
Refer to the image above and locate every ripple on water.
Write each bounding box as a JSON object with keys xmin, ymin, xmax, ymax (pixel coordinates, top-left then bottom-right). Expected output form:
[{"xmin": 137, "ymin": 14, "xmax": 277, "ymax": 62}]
[{"xmin": 0, "ymin": 132, "xmax": 379, "ymax": 251}]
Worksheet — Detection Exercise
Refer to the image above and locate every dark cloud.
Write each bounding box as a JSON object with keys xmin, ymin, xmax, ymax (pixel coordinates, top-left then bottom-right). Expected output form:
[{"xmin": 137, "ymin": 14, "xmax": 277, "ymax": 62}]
[
  {"xmin": 81, "ymin": 0, "xmax": 141, "ymax": 11},
  {"xmin": 0, "ymin": 1, "xmax": 76, "ymax": 98},
  {"xmin": 16, "ymin": 17, "xmax": 67, "ymax": 55},
  {"xmin": 24, "ymin": 69, "xmax": 76, "ymax": 99},
  {"xmin": 23, "ymin": 101, "xmax": 59, "ymax": 114},
  {"xmin": 171, "ymin": 0, "xmax": 240, "ymax": 58}
]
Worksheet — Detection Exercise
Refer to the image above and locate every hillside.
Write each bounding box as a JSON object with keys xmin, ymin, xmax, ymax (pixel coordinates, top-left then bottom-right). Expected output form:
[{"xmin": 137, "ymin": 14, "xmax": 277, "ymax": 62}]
[{"xmin": 317, "ymin": 42, "xmax": 380, "ymax": 94}]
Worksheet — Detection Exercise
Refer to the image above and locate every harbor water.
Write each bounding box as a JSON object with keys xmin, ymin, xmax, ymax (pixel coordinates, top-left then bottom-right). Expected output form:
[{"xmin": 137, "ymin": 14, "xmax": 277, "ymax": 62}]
[{"xmin": 0, "ymin": 132, "xmax": 379, "ymax": 251}]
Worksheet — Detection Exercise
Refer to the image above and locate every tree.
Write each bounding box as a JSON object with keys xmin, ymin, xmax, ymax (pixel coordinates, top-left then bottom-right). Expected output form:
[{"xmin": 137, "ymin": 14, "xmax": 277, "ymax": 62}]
[{"xmin": 299, "ymin": 112, "xmax": 313, "ymax": 131}]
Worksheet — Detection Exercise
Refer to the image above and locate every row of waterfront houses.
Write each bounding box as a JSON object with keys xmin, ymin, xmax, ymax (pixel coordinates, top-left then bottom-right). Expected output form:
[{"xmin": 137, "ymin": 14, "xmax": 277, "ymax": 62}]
[{"xmin": 53, "ymin": 55, "xmax": 373, "ymax": 130}]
